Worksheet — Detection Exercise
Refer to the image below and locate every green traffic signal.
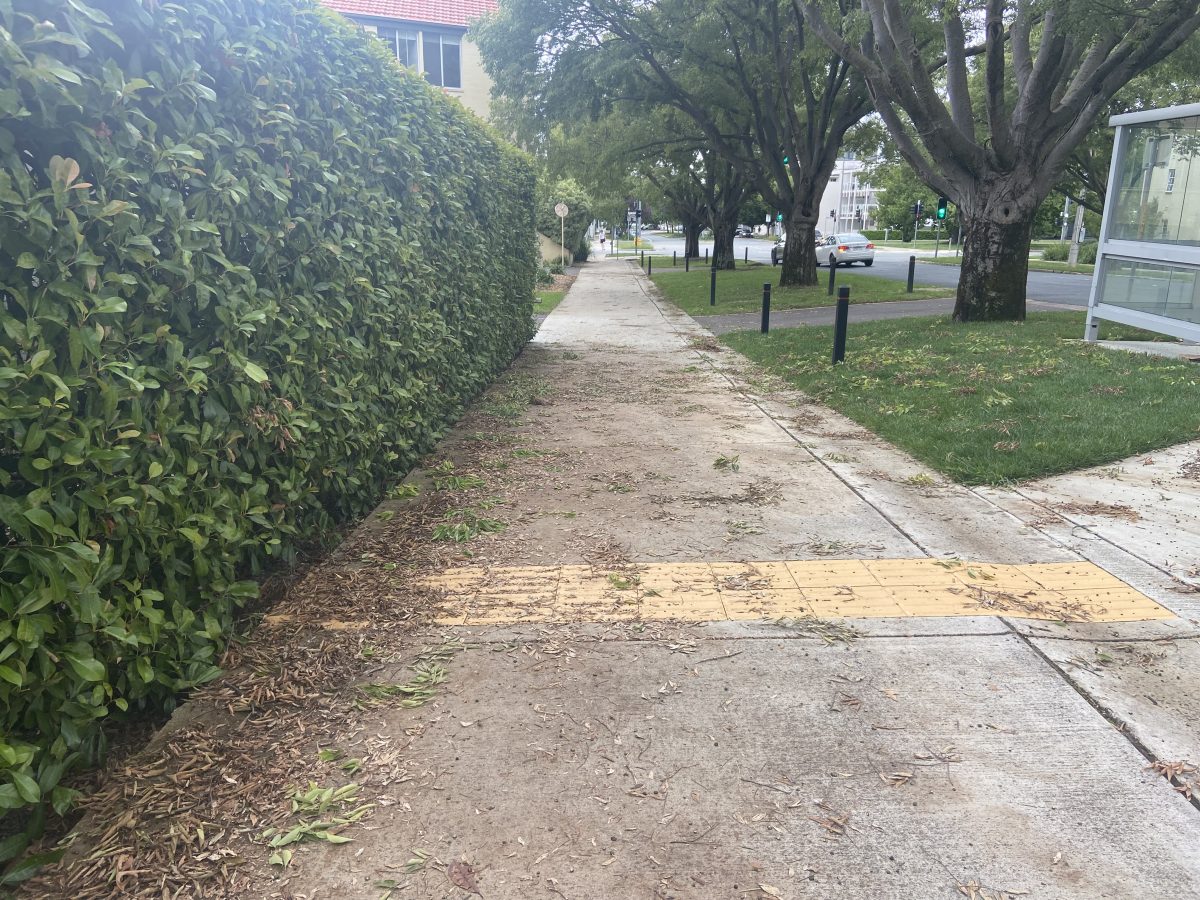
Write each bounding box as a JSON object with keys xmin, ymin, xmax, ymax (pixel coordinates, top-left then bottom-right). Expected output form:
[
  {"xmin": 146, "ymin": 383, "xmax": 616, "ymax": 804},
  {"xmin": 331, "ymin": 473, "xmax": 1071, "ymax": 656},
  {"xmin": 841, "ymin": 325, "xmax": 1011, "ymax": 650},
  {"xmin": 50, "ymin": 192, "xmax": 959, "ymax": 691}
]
[{"xmin": 936, "ymin": 197, "xmax": 948, "ymax": 219}]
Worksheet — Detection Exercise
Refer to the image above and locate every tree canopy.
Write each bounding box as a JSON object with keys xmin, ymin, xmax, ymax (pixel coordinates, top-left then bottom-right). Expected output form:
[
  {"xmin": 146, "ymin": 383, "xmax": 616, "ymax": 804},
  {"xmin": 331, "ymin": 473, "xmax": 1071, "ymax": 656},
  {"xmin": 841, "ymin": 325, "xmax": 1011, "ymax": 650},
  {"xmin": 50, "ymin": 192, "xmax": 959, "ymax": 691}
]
[{"xmin": 799, "ymin": 0, "xmax": 1200, "ymax": 320}]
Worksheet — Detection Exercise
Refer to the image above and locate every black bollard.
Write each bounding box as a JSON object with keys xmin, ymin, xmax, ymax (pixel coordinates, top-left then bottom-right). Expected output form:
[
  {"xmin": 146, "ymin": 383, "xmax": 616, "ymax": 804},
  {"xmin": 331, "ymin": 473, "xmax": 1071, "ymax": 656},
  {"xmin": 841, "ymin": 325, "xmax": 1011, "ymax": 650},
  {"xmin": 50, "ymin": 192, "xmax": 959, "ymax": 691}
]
[
  {"xmin": 685, "ymin": 254, "xmax": 690, "ymax": 273},
  {"xmin": 710, "ymin": 264, "xmax": 717, "ymax": 306},
  {"xmin": 827, "ymin": 260, "xmax": 836, "ymax": 296},
  {"xmin": 907, "ymin": 255, "xmax": 916, "ymax": 292},
  {"xmin": 641, "ymin": 250, "xmax": 645, "ymax": 268},
  {"xmin": 705, "ymin": 248, "xmax": 709, "ymax": 263},
  {"xmin": 832, "ymin": 286, "xmax": 849, "ymax": 364},
  {"xmin": 761, "ymin": 283, "xmax": 772, "ymax": 334},
  {"xmin": 648, "ymin": 256, "xmax": 652, "ymax": 276},
  {"xmin": 744, "ymin": 247, "xmax": 749, "ymax": 263},
  {"xmin": 673, "ymin": 251, "xmax": 677, "ymax": 267}
]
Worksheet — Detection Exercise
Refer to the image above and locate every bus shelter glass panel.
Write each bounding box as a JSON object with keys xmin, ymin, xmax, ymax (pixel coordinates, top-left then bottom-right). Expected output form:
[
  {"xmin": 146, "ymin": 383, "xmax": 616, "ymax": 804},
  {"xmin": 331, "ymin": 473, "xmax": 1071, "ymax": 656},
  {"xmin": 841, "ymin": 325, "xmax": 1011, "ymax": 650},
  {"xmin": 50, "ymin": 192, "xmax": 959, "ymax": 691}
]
[
  {"xmin": 1109, "ymin": 114, "xmax": 1200, "ymax": 246},
  {"xmin": 1099, "ymin": 258, "xmax": 1200, "ymax": 325}
]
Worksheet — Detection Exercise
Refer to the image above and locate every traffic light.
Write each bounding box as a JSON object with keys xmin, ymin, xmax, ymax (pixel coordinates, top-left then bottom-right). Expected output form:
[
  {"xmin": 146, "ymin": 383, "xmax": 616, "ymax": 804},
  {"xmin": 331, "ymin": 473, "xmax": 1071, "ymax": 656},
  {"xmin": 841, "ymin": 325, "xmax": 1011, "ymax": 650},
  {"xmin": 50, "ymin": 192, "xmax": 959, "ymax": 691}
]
[
  {"xmin": 936, "ymin": 197, "xmax": 948, "ymax": 219},
  {"xmin": 912, "ymin": 200, "xmax": 923, "ymax": 217}
]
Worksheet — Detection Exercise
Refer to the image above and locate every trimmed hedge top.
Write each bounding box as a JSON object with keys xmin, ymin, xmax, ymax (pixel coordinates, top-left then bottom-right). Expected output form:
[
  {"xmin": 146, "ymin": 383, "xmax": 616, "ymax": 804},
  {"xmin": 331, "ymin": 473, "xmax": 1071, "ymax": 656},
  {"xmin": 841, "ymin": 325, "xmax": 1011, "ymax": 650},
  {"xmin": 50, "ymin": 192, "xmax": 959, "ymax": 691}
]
[{"xmin": 0, "ymin": 0, "xmax": 534, "ymax": 825}]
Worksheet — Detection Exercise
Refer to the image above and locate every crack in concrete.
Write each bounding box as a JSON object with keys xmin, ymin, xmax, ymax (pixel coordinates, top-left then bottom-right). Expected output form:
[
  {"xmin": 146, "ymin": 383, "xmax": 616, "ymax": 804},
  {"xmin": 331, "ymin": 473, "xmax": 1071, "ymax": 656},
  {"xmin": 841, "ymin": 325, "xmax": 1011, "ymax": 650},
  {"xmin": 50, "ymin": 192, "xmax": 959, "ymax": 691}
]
[{"xmin": 1012, "ymin": 625, "xmax": 1200, "ymax": 817}]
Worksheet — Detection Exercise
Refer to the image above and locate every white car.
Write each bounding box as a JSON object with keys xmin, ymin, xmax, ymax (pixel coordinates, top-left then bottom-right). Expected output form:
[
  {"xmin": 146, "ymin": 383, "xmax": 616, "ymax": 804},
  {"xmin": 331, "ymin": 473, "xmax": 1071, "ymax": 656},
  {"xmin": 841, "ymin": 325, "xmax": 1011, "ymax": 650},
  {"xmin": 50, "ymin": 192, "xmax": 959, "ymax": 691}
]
[
  {"xmin": 770, "ymin": 229, "xmax": 826, "ymax": 265},
  {"xmin": 816, "ymin": 232, "xmax": 875, "ymax": 267}
]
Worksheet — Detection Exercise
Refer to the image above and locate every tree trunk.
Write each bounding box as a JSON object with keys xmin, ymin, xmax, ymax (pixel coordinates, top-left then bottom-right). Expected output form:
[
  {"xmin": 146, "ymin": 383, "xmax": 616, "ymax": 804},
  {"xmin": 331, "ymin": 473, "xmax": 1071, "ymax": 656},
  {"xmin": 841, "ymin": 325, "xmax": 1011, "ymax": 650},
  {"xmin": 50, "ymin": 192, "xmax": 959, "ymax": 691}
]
[
  {"xmin": 711, "ymin": 217, "xmax": 737, "ymax": 270},
  {"xmin": 779, "ymin": 211, "xmax": 818, "ymax": 287},
  {"xmin": 684, "ymin": 221, "xmax": 701, "ymax": 259},
  {"xmin": 953, "ymin": 208, "xmax": 1034, "ymax": 321}
]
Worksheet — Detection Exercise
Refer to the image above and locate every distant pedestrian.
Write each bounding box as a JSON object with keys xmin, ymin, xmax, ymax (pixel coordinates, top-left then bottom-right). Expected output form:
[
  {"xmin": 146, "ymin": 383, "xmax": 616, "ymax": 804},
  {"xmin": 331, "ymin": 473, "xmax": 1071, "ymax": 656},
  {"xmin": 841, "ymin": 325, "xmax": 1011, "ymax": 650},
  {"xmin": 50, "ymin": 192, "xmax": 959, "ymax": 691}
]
[{"xmin": 599, "ymin": 232, "xmax": 607, "ymax": 254}]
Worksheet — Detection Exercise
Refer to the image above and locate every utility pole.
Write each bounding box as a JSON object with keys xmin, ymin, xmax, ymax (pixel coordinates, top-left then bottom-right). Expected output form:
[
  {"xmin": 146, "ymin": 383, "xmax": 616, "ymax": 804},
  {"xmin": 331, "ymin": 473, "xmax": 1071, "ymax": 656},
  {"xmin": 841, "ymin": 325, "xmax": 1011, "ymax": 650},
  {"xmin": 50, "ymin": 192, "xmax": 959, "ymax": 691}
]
[{"xmin": 1067, "ymin": 193, "xmax": 1087, "ymax": 266}]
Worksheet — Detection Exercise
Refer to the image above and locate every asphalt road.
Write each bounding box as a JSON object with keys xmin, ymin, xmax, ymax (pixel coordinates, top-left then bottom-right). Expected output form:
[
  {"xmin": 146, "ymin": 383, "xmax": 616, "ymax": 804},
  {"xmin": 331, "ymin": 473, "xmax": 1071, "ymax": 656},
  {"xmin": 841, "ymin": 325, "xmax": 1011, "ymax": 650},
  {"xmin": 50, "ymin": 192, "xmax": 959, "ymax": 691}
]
[{"xmin": 630, "ymin": 233, "xmax": 1093, "ymax": 306}]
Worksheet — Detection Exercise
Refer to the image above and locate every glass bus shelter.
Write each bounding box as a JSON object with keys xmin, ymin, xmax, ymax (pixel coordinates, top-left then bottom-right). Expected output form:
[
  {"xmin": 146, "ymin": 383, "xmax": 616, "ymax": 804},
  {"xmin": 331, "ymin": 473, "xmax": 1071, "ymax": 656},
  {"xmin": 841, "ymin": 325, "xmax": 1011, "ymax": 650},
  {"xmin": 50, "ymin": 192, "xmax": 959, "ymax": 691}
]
[{"xmin": 1085, "ymin": 102, "xmax": 1200, "ymax": 344}]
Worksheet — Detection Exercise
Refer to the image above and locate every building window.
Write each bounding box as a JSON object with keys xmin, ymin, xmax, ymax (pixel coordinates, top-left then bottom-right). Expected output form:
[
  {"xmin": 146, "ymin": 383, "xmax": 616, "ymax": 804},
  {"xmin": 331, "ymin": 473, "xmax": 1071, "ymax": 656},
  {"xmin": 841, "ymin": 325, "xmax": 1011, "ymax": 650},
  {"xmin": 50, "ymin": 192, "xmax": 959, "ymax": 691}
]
[
  {"xmin": 372, "ymin": 26, "xmax": 462, "ymax": 90},
  {"xmin": 1167, "ymin": 167, "xmax": 1177, "ymax": 192},
  {"xmin": 377, "ymin": 27, "xmax": 418, "ymax": 68},
  {"xmin": 422, "ymin": 32, "xmax": 461, "ymax": 89}
]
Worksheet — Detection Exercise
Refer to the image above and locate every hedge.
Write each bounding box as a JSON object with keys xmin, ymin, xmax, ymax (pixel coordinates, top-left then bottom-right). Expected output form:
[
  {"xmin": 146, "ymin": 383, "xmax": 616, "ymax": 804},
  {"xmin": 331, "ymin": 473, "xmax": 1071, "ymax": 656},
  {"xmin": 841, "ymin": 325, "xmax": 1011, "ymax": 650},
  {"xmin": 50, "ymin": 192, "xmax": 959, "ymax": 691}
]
[
  {"xmin": 0, "ymin": 0, "xmax": 535, "ymax": 830},
  {"xmin": 1041, "ymin": 241, "xmax": 1098, "ymax": 264}
]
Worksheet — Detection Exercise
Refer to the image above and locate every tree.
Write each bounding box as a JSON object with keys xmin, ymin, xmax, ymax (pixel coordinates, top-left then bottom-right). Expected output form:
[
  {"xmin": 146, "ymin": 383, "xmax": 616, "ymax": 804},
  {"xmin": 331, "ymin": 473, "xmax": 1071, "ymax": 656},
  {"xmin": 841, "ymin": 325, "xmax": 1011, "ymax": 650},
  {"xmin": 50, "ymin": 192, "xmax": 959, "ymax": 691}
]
[
  {"xmin": 606, "ymin": 110, "xmax": 752, "ymax": 267},
  {"xmin": 537, "ymin": 177, "xmax": 593, "ymax": 259},
  {"xmin": 540, "ymin": 106, "xmax": 749, "ymax": 265},
  {"xmin": 869, "ymin": 158, "xmax": 956, "ymax": 239},
  {"xmin": 800, "ymin": 0, "xmax": 1200, "ymax": 321},
  {"xmin": 475, "ymin": 0, "xmax": 874, "ymax": 287}
]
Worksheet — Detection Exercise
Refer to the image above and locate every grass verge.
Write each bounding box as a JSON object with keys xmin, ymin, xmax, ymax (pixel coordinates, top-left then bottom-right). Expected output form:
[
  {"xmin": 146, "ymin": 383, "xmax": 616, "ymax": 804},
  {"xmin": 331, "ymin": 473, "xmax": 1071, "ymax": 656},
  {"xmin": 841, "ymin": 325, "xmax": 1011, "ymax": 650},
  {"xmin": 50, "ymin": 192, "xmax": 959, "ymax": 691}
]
[
  {"xmin": 721, "ymin": 312, "xmax": 1200, "ymax": 484},
  {"xmin": 636, "ymin": 255, "xmax": 764, "ymax": 270},
  {"xmin": 535, "ymin": 290, "xmax": 566, "ymax": 315},
  {"xmin": 652, "ymin": 267, "xmax": 947, "ymax": 317}
]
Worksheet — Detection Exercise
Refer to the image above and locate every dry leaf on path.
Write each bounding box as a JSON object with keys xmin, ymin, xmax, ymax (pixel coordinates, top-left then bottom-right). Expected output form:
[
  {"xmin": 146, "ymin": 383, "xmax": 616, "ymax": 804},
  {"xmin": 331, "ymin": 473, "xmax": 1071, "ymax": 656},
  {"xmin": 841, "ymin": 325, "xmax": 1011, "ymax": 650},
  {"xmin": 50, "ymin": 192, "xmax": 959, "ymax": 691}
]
[
  {"xmin": 448, "ymin": 860, "xmax": 483, "ymax": 896},
  {"xmin": 956, "ymin": 878, "xmax": 1030, "ymax": 899},
  {"xmin": 1147, "ymin": 759, "xmax": 1199, "ymax": 799},
  {"xmin": 808, "ymin": 800, "xmax": 851, "ymax": 836},
  {"xmin": 759, "ymin": 884, "xmax": 784, "ymax": 898}
]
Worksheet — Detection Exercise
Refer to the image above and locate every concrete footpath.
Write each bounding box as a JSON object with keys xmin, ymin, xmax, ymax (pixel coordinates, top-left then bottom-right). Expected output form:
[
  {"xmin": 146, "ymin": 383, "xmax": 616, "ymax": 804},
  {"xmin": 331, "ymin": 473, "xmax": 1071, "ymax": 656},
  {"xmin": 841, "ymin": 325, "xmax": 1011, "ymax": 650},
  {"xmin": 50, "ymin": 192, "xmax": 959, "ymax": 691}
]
[
  {"xmin": 42, "ymin": 257, "xmax": 1200, "ymax": 898},
  {"xmin": 278, "ymin": 257, "xmax": 1200, "ymax": 899}
]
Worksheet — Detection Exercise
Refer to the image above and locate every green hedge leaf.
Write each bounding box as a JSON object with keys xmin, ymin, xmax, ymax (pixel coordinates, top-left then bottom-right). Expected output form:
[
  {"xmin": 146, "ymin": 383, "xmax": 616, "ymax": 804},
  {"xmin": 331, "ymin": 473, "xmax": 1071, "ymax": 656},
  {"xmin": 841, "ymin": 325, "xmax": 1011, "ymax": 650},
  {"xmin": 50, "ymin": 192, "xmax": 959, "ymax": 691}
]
[{"xmin": 0, "ymin": 0, "xmax": 536, "ymax": 828}]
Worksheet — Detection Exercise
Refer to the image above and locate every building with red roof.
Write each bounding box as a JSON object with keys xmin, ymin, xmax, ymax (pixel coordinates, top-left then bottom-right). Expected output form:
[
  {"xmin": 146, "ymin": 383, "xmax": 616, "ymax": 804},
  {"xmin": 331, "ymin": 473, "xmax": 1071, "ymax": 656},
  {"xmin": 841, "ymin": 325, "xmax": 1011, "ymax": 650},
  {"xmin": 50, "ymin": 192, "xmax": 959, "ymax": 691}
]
[{"xmin": 321, "ymin": 0, "xmax": 499, "ymax": 118}]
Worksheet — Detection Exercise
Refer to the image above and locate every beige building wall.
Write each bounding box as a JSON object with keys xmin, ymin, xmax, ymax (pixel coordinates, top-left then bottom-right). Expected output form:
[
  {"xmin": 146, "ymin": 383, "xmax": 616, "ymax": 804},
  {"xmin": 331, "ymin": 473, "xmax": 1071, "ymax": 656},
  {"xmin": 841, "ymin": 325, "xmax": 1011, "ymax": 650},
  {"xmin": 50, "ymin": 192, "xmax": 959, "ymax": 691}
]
[
  {"xmin": 538, "ymin": 232, "xmax": 573, "ymax": 265},
  {"xmin": 451, "ymin": 39, "xmax": 492, "ymax": 120}
]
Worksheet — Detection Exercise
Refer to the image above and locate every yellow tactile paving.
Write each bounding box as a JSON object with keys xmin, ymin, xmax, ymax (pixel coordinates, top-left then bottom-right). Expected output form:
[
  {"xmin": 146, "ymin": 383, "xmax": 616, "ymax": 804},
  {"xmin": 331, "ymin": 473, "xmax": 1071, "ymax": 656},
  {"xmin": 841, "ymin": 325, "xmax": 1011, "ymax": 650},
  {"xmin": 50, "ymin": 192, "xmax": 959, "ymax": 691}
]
[
  {"xmin": 784, "ymin": 559, "xmax": 879, "ymax": 587},
  {"xmin": 722, "ymin": 589, "xmax": 809, "ymax": 620},
  {"xmin": 422, "ymin": 559, "xmax": 1175, "ymax": 625},
  {"xmin": 805, "ymin": 585, "xmax": 909, "ymax": 618}
]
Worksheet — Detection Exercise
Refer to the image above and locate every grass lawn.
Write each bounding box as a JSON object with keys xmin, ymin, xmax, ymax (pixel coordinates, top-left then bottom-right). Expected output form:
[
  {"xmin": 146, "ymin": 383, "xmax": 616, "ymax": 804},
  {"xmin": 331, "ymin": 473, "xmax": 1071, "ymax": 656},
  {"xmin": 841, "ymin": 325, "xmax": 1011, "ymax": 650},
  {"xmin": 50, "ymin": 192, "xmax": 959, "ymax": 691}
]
[
  {"xmin": 921, "ymin": 256, "xmax": 1095, "ymax": 276},
  {"xmin": 637, "ymin": 254, "xmax": 756, "ymax": 270},
  {"xmin": 534, "ymin": 289, "xmax": 566, "ymax": 314},
  {"xmin": 652, "ymin": 266, "xmax": 948, "ymax": 317},
  {"xmin": 722, "ymin": 312, "xmax": 1200, "ymax": 484},
  {"xmin": 615, "ymin": 239, "xmax": 654, "ymax": 250}
]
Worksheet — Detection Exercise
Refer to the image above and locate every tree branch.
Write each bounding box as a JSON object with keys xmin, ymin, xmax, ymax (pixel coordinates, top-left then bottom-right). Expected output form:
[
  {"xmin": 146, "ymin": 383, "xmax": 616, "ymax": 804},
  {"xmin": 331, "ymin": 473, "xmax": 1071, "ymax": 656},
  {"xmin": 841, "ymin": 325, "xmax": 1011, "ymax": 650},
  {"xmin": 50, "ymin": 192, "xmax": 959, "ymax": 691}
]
[
  {"xmin": 983, "ymin": 0, "xmax": 1013, "ymax": 167},
  {"xmin": 942, "ymin": 6, "xmax": 974, "ymax": 132}
]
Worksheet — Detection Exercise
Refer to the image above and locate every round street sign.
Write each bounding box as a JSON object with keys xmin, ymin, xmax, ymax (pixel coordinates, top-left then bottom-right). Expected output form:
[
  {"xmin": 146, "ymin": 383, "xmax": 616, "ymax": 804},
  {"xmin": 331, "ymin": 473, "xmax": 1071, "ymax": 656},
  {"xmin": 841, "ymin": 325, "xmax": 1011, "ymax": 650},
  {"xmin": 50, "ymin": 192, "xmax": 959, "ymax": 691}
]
[{"xmin": 554, "ymin": 202, "xmax": 569, "ymax": 218}]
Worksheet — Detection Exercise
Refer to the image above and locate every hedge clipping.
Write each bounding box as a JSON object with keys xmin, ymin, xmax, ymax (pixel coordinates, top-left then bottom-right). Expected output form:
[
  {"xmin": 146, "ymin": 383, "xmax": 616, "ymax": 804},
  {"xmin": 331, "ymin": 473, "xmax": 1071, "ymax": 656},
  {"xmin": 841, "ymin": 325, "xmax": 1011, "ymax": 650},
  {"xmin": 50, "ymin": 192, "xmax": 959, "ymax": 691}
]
[{"xmin": 0, "ymin": 0, "xmax": 536, "ymax": 823}]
